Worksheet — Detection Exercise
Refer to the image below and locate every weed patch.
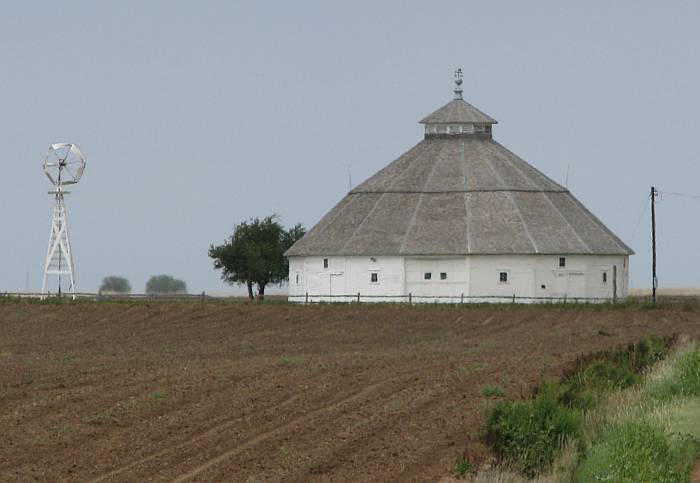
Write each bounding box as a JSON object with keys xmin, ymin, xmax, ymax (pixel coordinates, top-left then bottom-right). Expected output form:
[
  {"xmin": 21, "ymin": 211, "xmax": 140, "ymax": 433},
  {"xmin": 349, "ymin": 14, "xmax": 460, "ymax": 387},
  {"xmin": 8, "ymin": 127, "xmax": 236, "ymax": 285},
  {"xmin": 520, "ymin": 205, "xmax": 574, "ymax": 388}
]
[
  {"xmin": 453, "ymin": 456, "xmax": 473, "ymax": 476},
  {"xmin": 481, "ymin": 385, "xmax": 506, "ymax": 398},
  {"xmin": 278, "ymin": 355, "xmax": 305, "ymax": 366},
  {"xmin": 648, "ymin": 347, "xmax": 700, "ymax": 400},
  {"xmin": 576, "ymin": 419, "xmax": 697, "ymax": 483},
  {"xmin": 483, "ymin": 336, "xmax": 674, "ymax": 478},
  {"xmin": 486, "ymin": 388, "xmax": 582, "ymax": 477}
]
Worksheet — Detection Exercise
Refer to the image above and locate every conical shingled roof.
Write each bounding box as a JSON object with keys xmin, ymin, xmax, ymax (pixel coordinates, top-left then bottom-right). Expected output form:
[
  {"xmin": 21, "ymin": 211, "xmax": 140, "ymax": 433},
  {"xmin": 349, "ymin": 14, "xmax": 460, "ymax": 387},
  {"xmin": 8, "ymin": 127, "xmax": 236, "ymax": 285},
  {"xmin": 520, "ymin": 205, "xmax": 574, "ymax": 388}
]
[
  {"xmin": 286, "ymin": 97, "xmax": 632, "ymax": 258},
  {"xmin": 419, "ymin": 98, "xmax": 497, "ymax": 125}
]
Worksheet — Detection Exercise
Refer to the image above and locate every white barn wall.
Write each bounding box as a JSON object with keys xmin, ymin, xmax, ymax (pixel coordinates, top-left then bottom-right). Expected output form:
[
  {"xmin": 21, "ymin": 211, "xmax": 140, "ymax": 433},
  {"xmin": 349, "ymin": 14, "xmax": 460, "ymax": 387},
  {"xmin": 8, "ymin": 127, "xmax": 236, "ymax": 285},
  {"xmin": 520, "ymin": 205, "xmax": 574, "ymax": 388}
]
[
  {"xmin": 404, "ymin": 257, "xmax": 469, "ymax": 303},
  {"xmin": 288, "ymin": 254, "xmax": 629, "ymax": 303},
  {"xmin": 289, "ymin": 256, "xmax": 407, "ymax": 302},
  {"xmin": 472, "ymin": 254, "xmax": 629, "ymax": 301}
]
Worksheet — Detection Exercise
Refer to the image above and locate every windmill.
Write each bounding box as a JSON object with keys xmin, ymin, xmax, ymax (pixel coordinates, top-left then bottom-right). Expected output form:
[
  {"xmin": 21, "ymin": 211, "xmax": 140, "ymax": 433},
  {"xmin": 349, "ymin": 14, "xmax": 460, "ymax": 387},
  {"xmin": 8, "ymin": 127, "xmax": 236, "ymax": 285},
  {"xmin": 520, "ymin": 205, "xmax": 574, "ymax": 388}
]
[{"xmin": 41, "ymin": 143, "xmax": 86, "ymax": 299}]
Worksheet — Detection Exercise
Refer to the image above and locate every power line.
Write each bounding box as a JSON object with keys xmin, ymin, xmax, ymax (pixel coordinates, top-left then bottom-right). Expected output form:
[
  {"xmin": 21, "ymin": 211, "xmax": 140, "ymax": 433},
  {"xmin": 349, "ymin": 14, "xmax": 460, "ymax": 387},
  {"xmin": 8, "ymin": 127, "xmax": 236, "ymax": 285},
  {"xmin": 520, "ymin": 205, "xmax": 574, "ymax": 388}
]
[
  {"xmin": 629, "ymin": 192, "xmax": 650, "ymax": 242},
  {"xmin": 659, "ymin": 190, "xmax": 700, "ymax": 200}
]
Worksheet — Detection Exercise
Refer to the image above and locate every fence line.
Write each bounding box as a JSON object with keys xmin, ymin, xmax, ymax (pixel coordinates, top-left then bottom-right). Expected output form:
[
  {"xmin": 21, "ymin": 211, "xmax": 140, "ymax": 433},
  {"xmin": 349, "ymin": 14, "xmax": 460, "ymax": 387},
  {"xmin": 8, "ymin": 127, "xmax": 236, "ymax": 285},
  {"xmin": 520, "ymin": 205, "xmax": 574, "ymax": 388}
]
[
  {"xmin": 288, "ymin": 292, "xmax": 617, "ymax": 304},
  {"xmin": 0, "ymin": 292, "xmax": 214, "ymax": 302},
  {"xmin": 0, "ymin": 291, "xmax": 682, "ymax": 305}
]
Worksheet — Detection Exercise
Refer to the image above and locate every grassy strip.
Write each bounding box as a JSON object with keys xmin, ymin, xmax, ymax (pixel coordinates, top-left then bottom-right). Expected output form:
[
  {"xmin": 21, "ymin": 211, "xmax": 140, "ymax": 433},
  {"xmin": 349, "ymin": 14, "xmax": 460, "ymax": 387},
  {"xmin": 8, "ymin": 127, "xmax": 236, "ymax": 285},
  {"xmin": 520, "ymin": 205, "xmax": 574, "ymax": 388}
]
[
  {"xmin": 576, "ymin": 342, "xmax": 700, "ymax": 482},
  {"xmin": 468, "ymin": 338, "xmax": 700, "ymax": 482},
  {"xmin": 482, "ymin": 337, "xmax": 669, "ymax": 478},
  {"xmin": 1, "ymin": 293, "xmax": 699, "ymax": 312}
]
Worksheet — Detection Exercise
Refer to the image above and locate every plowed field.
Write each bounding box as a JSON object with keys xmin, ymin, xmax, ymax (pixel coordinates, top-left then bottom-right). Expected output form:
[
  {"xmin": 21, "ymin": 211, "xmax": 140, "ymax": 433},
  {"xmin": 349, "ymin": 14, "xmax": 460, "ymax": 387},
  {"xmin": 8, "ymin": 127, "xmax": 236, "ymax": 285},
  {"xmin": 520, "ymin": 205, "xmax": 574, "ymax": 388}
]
[{"xmin": 1, "ymin": 302, "xmax": 698, "ymax": 482}]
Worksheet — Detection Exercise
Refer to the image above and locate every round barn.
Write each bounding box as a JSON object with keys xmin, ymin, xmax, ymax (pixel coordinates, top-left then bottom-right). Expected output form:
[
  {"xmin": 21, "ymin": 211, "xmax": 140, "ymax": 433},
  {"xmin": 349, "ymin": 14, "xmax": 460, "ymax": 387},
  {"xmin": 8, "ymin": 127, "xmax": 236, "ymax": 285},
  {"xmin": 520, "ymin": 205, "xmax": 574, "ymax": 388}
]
[{"xmin": 285, "ymin": 73, "xmax": 633, "ymax": 303}]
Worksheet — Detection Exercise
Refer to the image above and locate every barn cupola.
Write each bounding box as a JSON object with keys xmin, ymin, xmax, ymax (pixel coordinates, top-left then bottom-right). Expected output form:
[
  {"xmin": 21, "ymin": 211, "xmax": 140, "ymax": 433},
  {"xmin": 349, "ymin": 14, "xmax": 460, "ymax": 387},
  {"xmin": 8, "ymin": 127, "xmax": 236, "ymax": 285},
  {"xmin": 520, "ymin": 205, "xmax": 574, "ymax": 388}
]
[{"xmin": 420, "ymin": 68, "xmax": 497, "ymax": 138}]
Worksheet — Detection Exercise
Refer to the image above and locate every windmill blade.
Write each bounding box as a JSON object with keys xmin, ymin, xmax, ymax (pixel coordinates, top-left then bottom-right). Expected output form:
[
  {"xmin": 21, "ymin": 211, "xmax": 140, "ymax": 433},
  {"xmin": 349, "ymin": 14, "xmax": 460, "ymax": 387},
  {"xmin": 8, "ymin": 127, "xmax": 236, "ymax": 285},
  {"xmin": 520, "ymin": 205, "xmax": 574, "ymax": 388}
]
[
  {"xmin": 62, "ymin": 164, "xmax": 78, "ymax": 182},
  {"xmin": 43, "ymin": 142, "xmax": 86, "ymax": 187}
]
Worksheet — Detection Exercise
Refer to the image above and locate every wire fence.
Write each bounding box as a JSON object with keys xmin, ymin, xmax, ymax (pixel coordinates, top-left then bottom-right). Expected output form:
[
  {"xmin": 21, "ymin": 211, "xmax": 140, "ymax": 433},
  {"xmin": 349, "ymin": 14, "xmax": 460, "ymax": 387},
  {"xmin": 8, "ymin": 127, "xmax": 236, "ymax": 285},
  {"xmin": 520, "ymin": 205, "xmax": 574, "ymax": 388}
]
[
  {"xmin": 287, "ymin": 292, "xmax": 619, "ymax": 304},
  {"xmin": 0, "ymin": 291, "xmax": 693, "ymax": 307},
  {"xmin": 0, "ymin": 292, "xmax": 215, "ymax": 302}
]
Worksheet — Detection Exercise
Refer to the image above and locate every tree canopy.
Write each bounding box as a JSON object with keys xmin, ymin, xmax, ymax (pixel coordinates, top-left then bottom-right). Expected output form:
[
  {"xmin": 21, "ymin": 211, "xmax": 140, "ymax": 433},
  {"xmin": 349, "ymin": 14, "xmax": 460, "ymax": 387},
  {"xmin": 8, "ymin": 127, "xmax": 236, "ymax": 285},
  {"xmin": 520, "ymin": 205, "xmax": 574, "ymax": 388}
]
[
  {"xmin": 99, "ymin": 276, "xmax": 131, "ymax": 294},
  {"xmin": 145, "ymin": 275, "xmax": 187, "ymax": 294},
  {"xmin": 209, "ymin": 215, "xmax": 305, "ymax": 299}
]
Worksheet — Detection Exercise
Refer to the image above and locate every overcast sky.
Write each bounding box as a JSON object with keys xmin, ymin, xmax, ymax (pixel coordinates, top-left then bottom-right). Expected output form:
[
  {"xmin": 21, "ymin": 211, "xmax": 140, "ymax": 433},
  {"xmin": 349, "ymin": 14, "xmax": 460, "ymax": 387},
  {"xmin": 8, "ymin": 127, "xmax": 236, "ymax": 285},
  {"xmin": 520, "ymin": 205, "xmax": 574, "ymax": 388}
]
[{"xmin": 1, "ymin": 1, "xmax": 698, "ymax": 294}]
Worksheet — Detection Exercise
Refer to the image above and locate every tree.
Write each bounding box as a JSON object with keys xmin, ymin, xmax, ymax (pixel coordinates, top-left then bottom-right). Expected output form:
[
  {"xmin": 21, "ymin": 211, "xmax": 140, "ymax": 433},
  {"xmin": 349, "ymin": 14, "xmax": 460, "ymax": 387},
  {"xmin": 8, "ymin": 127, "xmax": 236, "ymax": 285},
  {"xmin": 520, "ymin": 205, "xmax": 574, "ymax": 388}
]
[
  {"xmin": 145, "ymin": 275, "xmax": 187, "ymax": 294},
  {"xmin": 99, "ymin": 276, "xmax": 131, "ymax": 294},
  {"xmin": 209, "ymin": 215, "xmax": 305, "ymax": 300}
]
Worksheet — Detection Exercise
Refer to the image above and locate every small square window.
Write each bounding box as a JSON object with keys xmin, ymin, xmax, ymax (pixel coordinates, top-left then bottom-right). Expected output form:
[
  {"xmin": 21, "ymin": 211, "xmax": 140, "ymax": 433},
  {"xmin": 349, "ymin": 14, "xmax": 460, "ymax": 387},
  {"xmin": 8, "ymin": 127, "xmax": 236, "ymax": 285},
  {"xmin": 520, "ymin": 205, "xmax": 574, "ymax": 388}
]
[
  {"xmin": 323, "ymin": 258, "xmax": 328, "ymax": 269},
  {"xmin": 499, "ymin": 272, "xmax": 508, "ymax": 283},
  {"xmin": 440, "ymin": 272, "xmax": 447, "ymax": 280},
  {"xmin": 424, "ymin": 272, "xmax": 432, "ymax": 280},
  {"xmin": 559, "ymin": 257, "xmax": 566, "ymax": 267},
  {"xmin": 602, "ymin": 272, "xmax": 607, "ymax": 283},
  {"xmin": 370, "ymin": 272, "xmax": 379, "ymax": 283}
]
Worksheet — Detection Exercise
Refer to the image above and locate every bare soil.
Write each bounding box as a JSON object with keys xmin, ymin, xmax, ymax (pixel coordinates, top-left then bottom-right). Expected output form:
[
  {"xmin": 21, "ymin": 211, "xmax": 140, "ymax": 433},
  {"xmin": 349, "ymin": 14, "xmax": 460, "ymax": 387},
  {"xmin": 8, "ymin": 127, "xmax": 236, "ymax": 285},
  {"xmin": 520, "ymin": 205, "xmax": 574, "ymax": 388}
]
[{"xmin": 0, "ymin": 302, "xmax": 698, "ymax": 482}]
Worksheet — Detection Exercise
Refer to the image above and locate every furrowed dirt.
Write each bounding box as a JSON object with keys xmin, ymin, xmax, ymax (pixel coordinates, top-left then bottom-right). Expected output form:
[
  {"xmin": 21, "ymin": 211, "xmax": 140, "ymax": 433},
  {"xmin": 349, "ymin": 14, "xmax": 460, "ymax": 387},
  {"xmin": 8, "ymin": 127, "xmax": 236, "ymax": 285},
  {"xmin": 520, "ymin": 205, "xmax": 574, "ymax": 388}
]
[{"xmin": 1, "ymin": 302, "xmax": 698, "ymax": 482}]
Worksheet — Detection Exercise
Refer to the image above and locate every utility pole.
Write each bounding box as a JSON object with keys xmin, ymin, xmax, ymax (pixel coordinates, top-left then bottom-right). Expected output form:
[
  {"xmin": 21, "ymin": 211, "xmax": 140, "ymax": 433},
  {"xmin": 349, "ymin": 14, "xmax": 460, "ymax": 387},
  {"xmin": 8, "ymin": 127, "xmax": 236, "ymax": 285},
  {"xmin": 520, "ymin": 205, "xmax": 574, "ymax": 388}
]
[{"xmin": 651, "ymin": 186, "xmax": 658, "ymax": 306}]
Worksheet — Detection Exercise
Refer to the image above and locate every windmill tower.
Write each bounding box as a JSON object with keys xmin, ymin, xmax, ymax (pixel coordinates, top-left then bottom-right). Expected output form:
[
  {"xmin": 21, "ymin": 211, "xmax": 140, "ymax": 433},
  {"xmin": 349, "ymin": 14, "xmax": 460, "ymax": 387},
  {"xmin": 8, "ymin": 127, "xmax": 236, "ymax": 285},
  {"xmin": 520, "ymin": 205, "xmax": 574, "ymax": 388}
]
[{"xmin": 41, "ymin": 143, "xmax": 86, "ymax": 299}]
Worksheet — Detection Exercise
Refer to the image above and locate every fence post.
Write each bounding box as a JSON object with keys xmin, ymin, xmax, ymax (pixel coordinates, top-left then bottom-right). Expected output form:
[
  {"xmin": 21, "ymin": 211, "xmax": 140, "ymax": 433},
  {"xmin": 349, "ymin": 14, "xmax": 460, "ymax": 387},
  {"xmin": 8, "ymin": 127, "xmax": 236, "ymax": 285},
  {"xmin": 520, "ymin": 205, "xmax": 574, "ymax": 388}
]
[
  {"xmin": 201, "ymin": 291, "xmax": 205, "ymax": 302},
  {"xmin": 564, "ymin": 294, "xmax": 567, "ymax": 304},
  {"xmin": 460, "ymin": 293, "xmax": 464, "ymax": 304},
  {"xmin": 357, "ymin": 292, "xmax": 360, "ymax": 303},
  {"xmin": 409, "ymin": 293, "xmax": 412, "ymax": 305},
  {"xmin": 305, "ymin": 292, "xmax": 308, "ymax": 304},
  {"xmin": 512, "ymin": 293, "xmax": 516, "ymax": 304}
]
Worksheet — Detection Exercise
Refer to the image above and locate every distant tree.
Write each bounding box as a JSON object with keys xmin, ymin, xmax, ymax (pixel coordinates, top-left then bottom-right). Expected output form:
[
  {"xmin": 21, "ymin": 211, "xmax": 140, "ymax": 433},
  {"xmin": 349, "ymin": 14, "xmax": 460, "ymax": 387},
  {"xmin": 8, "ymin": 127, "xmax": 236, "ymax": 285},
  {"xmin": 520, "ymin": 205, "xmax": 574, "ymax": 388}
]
[
  {"xmin": 145, "ymin": 275, "xmax": 187, "ymax": 294},
  {"xmin": 99, "ymin": 276, "xmax": 132, "ymax": 294},
  {"xmin": 209, "ymin": 215, "xmax": 305, "ymax": 300}
]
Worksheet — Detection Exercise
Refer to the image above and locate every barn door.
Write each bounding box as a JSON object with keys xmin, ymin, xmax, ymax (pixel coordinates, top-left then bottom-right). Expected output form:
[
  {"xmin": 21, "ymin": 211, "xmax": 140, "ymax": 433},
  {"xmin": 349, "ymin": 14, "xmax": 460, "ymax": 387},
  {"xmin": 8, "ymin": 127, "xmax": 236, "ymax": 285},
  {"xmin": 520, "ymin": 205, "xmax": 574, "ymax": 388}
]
[{"xmin": 552, "ymin": 273, "xmax": 567, "ymax": 298}]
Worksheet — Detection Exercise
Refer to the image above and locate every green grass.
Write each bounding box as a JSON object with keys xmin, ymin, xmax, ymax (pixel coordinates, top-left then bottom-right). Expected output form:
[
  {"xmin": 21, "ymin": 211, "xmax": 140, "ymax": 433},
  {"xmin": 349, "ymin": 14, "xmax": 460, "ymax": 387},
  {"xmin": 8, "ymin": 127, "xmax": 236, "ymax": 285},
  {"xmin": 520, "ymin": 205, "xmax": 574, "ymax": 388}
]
[
  {"xmin": 576, "ymin": 344, "xmax": 700, "ymax": 482},
  {"xmin": 278, "ymin": 355, "xmax": 305, "ymax": 366},
  {"xmin": 665, "ymin": 399, "xmax": 700, "ymax": 440},
  {"xmin": 648, "ymin": 347, "xmax": 700, "ymax": 400},
  {"xmin": 483, "ymin": 336, "xmax": 675, "ymax": 478},
  {"xmin": 453, "ymin": 457, "xmax": 473, "ymax": 476},
  {"xmin": 576, "ymin": 419, "xmax": 698, "ymax": 482},
  {"xmin": 481, "ymin": 385, "xmax": 506, "ymax": 398},
  {"xmin": 486, "ymin": 387, "xmax": 582, "ymax": 477},
  {"xmin": 556, "ymin": 336, "xmax": 670, "ymax": 410},
  {"xmin": 1, "ymin": 293, "xmax": 696, "ymax": 311}
]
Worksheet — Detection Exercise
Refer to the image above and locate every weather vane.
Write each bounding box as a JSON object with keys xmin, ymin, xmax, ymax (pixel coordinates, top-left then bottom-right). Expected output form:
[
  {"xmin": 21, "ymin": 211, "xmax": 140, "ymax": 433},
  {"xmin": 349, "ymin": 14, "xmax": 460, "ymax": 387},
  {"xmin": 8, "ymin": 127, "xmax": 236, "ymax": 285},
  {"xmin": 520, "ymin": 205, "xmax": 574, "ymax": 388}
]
[{"xmin": 454, "ymin": 68, "xmax": 463, "ymax": 100}]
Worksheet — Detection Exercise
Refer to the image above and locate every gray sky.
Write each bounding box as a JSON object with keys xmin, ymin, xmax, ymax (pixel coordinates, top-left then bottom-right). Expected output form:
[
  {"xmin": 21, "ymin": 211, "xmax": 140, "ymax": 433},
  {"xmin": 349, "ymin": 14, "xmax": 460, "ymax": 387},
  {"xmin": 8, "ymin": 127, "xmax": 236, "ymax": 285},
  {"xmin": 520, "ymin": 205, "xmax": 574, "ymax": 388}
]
[{"xmin": 1, "ymin": 1, "xmax": 699, "ymax": 294}]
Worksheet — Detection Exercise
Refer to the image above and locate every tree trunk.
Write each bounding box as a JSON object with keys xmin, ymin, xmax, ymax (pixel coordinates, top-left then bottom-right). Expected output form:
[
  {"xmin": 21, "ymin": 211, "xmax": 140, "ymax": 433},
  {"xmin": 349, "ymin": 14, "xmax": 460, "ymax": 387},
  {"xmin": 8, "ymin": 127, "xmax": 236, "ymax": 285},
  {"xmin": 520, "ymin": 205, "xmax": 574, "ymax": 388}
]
[
  {"xmin": 257, "ymin": 283, "xmax": 266, "ymax": 301},
  {"xmin": 246, "ymin": 281, "xmax": 254, "ymax": 300}
]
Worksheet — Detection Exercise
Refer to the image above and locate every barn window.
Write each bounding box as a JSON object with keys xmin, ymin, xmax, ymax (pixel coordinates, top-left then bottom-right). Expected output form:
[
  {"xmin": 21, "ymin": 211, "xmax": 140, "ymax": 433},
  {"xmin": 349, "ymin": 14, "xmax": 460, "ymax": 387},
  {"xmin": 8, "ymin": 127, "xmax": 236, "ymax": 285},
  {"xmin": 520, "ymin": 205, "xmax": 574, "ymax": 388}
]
[
  {"xmin": 424, "ymin": 272, "xmax": 432, "ymax": 280},
  {"xmin": 440, "ymin": 272, "xmax": 447, "ymax": 280},
  {"xmin": 370, "ymin": 272, "xmax": 379, "ymax": 284},
  {"xmin": 559, "ymin": 257, "xmax": 566, "ymax": 267},
  {"xmin": 602, "ymin": 272, "xmax": 607, "ymax": 283},
  {"xmin": 323, "ymin": 258, "xmax": 329, "ymax": 269},
  {"xmin": 499, "ymin": 272, "xmax": 508, "ymax": 283}
]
